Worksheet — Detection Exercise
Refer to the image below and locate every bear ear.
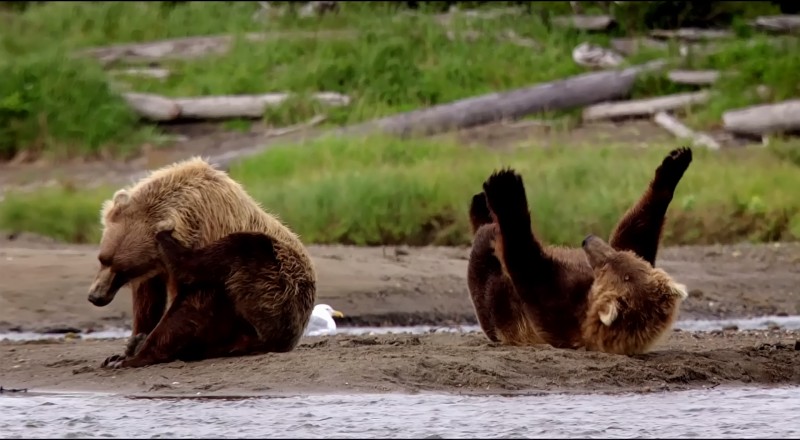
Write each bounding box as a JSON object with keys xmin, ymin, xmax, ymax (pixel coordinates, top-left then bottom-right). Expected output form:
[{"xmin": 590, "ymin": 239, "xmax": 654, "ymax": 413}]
[
  {"xmin": 155, "ymin": 218, "xmax": 177, "ymax": 233},
  {"xmin": 598, "ymin": 300, "xmax": 619, "ymax": 326},
  {"xmin": 112, "ymin": 189, "xmax": 131, "ymax": 206},
  {"xmin": 670, "ymin": 282, "xmax": 689, "ymax": 300}
]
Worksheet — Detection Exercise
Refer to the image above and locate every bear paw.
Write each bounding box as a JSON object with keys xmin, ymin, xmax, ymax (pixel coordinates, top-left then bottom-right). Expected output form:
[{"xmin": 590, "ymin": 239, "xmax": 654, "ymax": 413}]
[
  {"xmin": 124, "ymin": 333, "xmax": 148, "ymax": 358},
  {"xmin": 653, "ymin": 146, "xmax": 692, "ymax": 192},
  {"xmin": 482, "ymin": 168, "xmax": 530, "ymax": 223},
  {"xmin": 100, "ymin": 353, "xmax": 128, "ymax": 369},
  {"xmin": 468, "ymin": 192, "xmax": 493, "ymax": 230}
]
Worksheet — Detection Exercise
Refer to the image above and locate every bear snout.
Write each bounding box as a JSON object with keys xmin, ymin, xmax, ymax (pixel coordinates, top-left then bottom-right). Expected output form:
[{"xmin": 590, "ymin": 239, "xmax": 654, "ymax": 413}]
[
  {"xmin": 582, "ymin": 234, "xmax": 598, "ymax": 248},
  {"xmin": 87, "ymin": 292, "xmax": 113, "ymax": 307}
]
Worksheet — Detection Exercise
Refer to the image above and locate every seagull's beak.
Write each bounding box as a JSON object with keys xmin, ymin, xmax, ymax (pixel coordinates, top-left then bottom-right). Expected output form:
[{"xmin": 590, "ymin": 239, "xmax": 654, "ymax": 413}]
[{"xmin": 331, "ymin": 310, "xmax": 345, "ymax": 318}]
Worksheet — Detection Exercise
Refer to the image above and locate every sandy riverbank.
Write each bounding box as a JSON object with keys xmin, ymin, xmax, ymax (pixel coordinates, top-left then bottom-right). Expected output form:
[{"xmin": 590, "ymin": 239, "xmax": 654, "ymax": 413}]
[
  {"xmin": 1, "ymin": 330, "xmax": 798, "ymax": 397},
  {"xmin": 1, "ymin": 236, "xmax": 799, "ymax": 333}
]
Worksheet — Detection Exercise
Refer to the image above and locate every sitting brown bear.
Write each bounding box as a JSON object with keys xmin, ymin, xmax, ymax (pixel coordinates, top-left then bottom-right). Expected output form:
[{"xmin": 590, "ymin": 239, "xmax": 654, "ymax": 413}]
[
  {"xmin": 580, "ymin": 234, "xmax": 688, "ymax": 355},
  {"xmin": 103, "ymin": 225, "xmax": 314, "ymax": 368},
  {"xmin": 88, "ymin": 157, "xmax": 316, "ymax": 368},
  {"xmin": 468, "ymin": 147, "xmax": 692, "ymax": 349}
]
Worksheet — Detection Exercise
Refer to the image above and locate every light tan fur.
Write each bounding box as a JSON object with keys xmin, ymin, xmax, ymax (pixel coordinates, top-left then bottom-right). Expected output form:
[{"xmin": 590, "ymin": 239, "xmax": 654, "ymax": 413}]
[
  {"xmin": 581, "ymin": 235, "xmax": 688, "ymax": 356},
  {"xmin": 89, "ymin": 156, "xmax": 316, "ymax": 340}
]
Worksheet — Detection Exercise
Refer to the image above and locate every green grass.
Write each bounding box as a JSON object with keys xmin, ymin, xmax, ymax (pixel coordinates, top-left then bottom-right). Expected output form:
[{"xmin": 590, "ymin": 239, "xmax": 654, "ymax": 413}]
[
  {"xmin": 3, "ymin": 136, "xmax": 800, "ymax": 246},
  {"xmin": 0, "ymin": 49, "xmax": 153, "ymax": 160},
  {"xmin": 2, "ymin": 1, "xmax": 794, "ymax": 160}
]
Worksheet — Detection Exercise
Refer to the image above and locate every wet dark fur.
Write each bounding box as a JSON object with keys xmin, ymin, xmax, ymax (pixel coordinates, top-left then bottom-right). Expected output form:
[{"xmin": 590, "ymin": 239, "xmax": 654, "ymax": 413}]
[
  {"xmin": 103, "ymin": 231, "xmax": 315, "ymax": 368},
  {"xmin": 467, "ymin": 147, "xmax": 693, "ymax": 348}
]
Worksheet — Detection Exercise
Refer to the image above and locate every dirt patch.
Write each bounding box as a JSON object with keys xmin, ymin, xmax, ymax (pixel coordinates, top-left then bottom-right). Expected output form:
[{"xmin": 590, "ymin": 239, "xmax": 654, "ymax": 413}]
[
  {"xmin": 0, "ymin": 121, "xmax": 323, "ymax": 197},
  {"xmin": 442, "ymin": 119, "xmax": 679, "ymax": 150},
  {"xmin": 0, "ymin": 330, "xmax": 797, "ymax": 396},
  {"xmin": 0, "ymin": 119, "xmax": 718, "ymax": 198},
  {"xmin": 0, "ymin": 237, "xmax": 799, "ymax": 333}
]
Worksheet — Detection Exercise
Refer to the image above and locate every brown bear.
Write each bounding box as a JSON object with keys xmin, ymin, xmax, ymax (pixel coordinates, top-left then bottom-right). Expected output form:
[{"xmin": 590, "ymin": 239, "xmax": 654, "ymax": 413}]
[
  {"xmin": 104, "ymin": 226, "xmax": 313, "ymax": 368},
  {"xmin": 580, "ymin": 234, "xmax": 688, "ymax": 355},
  {"xmin": 87, "ymin": 156, "xmax": 316, "ymax": 368},
  {"xmin": 470, "ymin": 146, "xmax": 692, "ymax": 349}
]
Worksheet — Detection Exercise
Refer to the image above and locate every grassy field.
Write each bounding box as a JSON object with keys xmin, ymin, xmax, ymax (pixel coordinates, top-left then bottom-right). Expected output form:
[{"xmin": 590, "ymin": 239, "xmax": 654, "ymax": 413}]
[
  {"xmin": 2, "ymin": 135, "xmax": 799, "ymax": 246},
  {"xmin": 1, "ymin": 2, "xmax": 799, "ymax": 247},
  {"xmin": 1, "ymin": 1, "xmax": 797, "ymax": 160}
]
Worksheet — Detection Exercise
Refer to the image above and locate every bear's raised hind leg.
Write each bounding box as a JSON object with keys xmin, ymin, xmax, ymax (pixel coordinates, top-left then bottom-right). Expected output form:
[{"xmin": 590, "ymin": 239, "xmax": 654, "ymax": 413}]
[
  {"xmin": 469, "ymin": 192, "xmax": 494, "ymax": 235},
  {"xmin": 482, "ymin": 168, "xmax": 582, "ymax": 349},
  {"xmin": 482, "ymin": 168, "xmax": 553, "ymax": 296},
  {"xmin": 608, "ymin": 147, "xmax": 693, "ymax": 266},
  {"xmin": 155, "ymin": 230, "xmax": 277, "ymax": 285}
]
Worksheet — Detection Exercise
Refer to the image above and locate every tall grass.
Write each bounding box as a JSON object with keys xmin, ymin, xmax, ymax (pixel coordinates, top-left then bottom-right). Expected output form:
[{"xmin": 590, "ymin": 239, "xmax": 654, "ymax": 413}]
[
  {"xmin": 0, "ymin": 2, "xmax": 797, "ymax": 159},
  {"xmin": 3, "ymin": 136, "xmax": 799, "ymax": 246}
]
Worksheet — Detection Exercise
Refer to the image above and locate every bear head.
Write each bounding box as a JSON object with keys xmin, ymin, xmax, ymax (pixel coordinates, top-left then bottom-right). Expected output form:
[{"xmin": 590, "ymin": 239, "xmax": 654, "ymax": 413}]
[
  {"xmin": 581, "ymin": 234, "xmax": 687, "ymax": 327},
  {"xmin": 87, "ymin": 187, "xmax": 178, "ymax": 307}
]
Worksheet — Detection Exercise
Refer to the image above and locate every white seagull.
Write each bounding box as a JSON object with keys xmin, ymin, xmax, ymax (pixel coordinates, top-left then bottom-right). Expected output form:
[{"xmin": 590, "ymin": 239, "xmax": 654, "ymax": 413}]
[{"xmin": 304, "ymin": 304, "xmax": 345, "ymax": 337}]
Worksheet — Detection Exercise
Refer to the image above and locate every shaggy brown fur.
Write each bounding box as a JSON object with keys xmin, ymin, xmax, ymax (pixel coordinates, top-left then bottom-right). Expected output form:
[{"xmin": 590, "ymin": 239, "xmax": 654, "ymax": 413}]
[
  {"xmin": 87, "ymin": 157, "xmax": 316, "ymax": 368},
  {"xmin": 580, "ymin": 234, "xmax": 687, "ymax": 355},
  {"xmin": 472, "ymin": 147, "xmax": 692, "ymax": 348},
  {"xmin": 467, "ymin": 193, "xmax": 545, "ymax": 345},
  {"xmin": 104, "ymin": 228, "xmax": 315, "ymax": 368}
]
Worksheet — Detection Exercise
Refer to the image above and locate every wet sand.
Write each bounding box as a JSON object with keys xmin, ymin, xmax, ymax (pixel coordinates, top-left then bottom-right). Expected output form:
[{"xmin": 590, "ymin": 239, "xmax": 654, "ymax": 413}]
[
  {"xmin": 1, "ymin": 236, "xmax": 799, "ymax": 396},
  {"xmin": 1, "ymin": 330, "xmax": 798, "ymax": 396},
  {"xmin": 1, "ymin": 237, "xmax": 799, "ymax": 333}
]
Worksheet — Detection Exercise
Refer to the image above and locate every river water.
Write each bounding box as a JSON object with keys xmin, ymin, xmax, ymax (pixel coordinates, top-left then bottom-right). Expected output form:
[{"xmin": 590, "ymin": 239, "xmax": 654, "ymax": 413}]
[
  {"xmin": 1, "ymin": 315, "xmax": 799, "ymax": 342},
  {"xmin": 2, "ymin": 317, "xmax": 799, "ymax": 438},
  {"xmin": 1, "ymin": 386, "xmax": 798, "ymax": 438}
]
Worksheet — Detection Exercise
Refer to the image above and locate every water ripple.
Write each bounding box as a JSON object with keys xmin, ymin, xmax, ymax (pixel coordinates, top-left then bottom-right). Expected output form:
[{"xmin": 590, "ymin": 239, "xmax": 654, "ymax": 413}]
[{"xmin": 0, "ymin": 387, "xmax": 798, "ymax": 438}]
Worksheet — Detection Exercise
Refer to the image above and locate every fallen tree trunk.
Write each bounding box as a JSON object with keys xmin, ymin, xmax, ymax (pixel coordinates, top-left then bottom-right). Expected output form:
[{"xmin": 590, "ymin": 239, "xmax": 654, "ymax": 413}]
[
  {"xmin": 667, "ymin": 70, "xmax": 722, "ymax": 86},
  {"xmin": 123, "ymin": 92, "xmax": 351, "ymax": 121},
  {"xmin": 79, "ymin": 30, "xmax": 356, "ymax": 66},
  {"xmin": 610, "ymin": 37, "xmax": 668, "ymax": 56},
  {"xmin": 206, "ymin": 60, "xmax": 667, "ymax": 169},
  {"xmin": 355, "ymin": 60, "xmax": 667, "ymax": 138},
  {"xmin": 722, "ymin": 99, "xmax": 800, "ymax": 137},
  {"xmin": 750, "ymin": 15, "xmax": 800, "ymax": 34},
  {"xmin": 113, "ymin": 67, "xmax": 171, "ymax": 80},
  {"xmin": 650, "ymin": 28, "xmax": 734, "ymax": 42},
  {"xmin": 653, "ymin": 111, "xmax": 720, "ymax": 150},
  {"xmin": 552, "ymin": 15, "xmax": 615, "ymax": 31},
  {"xmin": 582, "ymin": 90, "xmax": 709, "ymax": 121}
]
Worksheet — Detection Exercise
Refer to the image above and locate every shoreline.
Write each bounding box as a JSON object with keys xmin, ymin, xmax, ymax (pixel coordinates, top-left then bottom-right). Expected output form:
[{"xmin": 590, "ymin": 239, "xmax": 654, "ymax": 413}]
[
  {"xmin": 1, "ymin": 240, "xmax": 799, "ymax": 332},
  {"xmin": 1, "ymin": 330, "xmax": 798, "ymax": 398}
]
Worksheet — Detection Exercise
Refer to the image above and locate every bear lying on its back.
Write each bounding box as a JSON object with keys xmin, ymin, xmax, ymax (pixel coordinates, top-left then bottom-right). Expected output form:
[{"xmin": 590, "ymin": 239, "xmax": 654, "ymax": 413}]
[
  {"xmin": 580, "ymin": 234, "xmax": 688, "ymax": 355},
  {"xmin": 469, "ymin": 146, "xmax": 693, "ymax": 349}
]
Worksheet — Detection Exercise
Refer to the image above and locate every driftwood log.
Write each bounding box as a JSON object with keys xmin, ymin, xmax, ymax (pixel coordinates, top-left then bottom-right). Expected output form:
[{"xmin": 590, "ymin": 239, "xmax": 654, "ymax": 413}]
[
  {"xmin": 123, "ymin": 92, "xmax": 351, "ymax": 121},
  {"xmin": 582, "ymin": 91, "xmax": 709, "ymax": 121},
  {"xmin": 610, "ymin": 37, "xmax": 668, "ymax": 56},
  {"xmin": 650, "ymin": 28, "xmax": 734, "ymax": 42},
  {"xmin": 113, "ymin": 68, "xmax": 171, "ymax": 80},
  {"xmin": 348, "ymin": 60, "xmax": 667, "ymax": 138},
  {"xmin": 552, "ymin": 15, "xmax": 615, "ymax": 31},
  {"xmin": 204, "ymin": 60, "xmax": 667, "ymax": 169},
  {"xmin": 666, "ymin": 70, "xmax": 722, "ymax": 86},
  {"xmin": 79, "ymin": 30, "xmax": 356, "ymax": 66},
  {"xmin": 653, "ymin": 111, "xmax": 720, "ymax": 150},
  {"xmin": 722, "ymin": 99, "xmax": 800, "ymax": 137},
  {"xmin": 750, "ymin": 15, "xmax": 800, "ymax": 34}
]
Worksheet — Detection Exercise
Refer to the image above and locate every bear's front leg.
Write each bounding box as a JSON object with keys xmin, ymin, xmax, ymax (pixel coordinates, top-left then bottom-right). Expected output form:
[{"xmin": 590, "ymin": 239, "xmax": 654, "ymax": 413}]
[
  {"xmin": 101, "ymin": 332, "xmax": 148, "ymax": 367},
  {"xmin": 101, "ymin": 291, "xmax": 211, "ymax": 369}
]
